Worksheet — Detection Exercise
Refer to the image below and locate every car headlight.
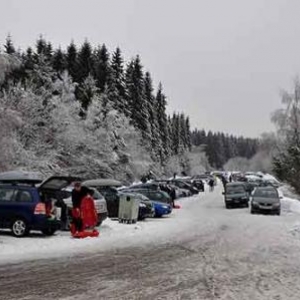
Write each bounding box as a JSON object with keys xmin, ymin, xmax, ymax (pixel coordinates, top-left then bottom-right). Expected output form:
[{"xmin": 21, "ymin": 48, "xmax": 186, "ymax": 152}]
[
  {"xmin": 252, "ymin": 201, "xmax": 259, "ymax": 205},
  {"xmin": 273, "ymin": 203, "xmax": 280, "ymax": 207},
  {"xmin": 139, "ymin": 203, "xmax": 146, "ymax": 208},
  {"xmin": 162, "ymin": 205, "xmax": 169, "ymax": 209}
]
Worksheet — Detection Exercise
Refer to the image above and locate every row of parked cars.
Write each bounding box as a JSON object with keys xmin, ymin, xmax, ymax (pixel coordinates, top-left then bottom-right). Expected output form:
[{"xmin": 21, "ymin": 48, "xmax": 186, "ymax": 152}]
[
  {"xmin": 0, "ymin": 171, "xmax": 208, "ymax": 237},
  {"xmin": 222, "ymin": 172, "xmax": 282, "ymax": 215}
]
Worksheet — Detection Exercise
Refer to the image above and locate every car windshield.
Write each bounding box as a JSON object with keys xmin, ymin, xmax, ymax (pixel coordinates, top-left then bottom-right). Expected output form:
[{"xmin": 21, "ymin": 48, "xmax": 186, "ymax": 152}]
[
  {"xmin": 226, "ymin": 186, "xmax": 245, "ymax": 194},
  {"xmin": 254, "ymin": 189, "xmax": 278, "ymax": 198}
]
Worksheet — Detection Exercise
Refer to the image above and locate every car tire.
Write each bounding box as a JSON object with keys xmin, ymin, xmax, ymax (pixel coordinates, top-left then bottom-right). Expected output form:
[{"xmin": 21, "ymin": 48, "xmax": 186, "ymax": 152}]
[
  {"xmin": 41, "ymin": 228, "xmax": 56, "ymax": 236},
  {"xmin": 11, "ymin": 218, "xmax": 29, "ymax": 237},
  {"xmin": 276, "ymin": 210, "xmax": 281, "ymax": 216},
  {"xmin": 245, "ymin": 202, "xmax": 249, "ymax": 208},
  {"xmin": 250, "ymin": 209, "xmax": 255, "ymax": 214},
  {"xmin": 225, "ymin": 203, "xmax": 231, "ymax": 209}
]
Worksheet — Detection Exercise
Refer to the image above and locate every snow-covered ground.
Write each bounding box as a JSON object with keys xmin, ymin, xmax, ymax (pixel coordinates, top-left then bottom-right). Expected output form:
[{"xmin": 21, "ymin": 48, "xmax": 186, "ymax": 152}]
[
  {"xmin": 1, "ymin": 181, "xmax": 300, "ymax": 266},
  {"xmin": 3, "ymin": 182, "xmax": 300, "ymax": 299},
  {"xmin": 0, "ymin": 195, "xmax": 202, "ymax": 265}
]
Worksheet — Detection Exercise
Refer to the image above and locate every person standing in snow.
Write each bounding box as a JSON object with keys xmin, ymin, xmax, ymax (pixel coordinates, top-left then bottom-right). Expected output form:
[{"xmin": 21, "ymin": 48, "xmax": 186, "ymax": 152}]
[
  {"xmin": 71, "ymin": 182, "xmax": 83, "ymax": 233},
  {"xmin": 208, "ymin": 178, "xmax": 215, "ymax": 192}
]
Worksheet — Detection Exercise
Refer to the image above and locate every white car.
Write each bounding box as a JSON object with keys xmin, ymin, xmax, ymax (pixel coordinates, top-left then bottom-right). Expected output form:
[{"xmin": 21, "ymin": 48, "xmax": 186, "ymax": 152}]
[{"xmin": 63, "ymin": 186, "xmax": 108, "ymax": 226}]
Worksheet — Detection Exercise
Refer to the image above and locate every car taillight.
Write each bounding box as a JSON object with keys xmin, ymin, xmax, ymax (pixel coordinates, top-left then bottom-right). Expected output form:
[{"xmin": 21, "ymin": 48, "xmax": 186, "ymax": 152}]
[{"xmin": 34, "ymin": 203, "xmax": 46, "ymax": 215}]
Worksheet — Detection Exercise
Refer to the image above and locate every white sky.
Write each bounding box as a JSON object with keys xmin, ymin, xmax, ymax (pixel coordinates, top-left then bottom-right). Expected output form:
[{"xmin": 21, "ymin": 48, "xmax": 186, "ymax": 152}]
[{"xmin": 1, "ymin": 0, "xmax": 300, "ymax": 137}]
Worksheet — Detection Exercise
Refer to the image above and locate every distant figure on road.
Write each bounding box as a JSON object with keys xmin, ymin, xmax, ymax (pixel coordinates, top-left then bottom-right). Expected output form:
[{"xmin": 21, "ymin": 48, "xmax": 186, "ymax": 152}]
[
  {"xmin": 221, "ymin": 175, "xmax": 228, "ymax": 188},
  {"xmin": 208, "ymin": 178, "xmax": 215, "ymax": 192}
]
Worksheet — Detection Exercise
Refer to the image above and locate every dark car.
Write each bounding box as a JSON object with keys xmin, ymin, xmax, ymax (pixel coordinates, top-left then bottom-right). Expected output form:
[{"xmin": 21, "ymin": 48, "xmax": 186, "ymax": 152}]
[
  {"xmin": 0, "ymin": 172, "xmax": 78, "ymax": 237},
  {"xmin": 170, "ymin": 180, "xmax": 199, "ymax": 195},
  {"xmin": 251, "ymin": 187, "xmax": 281, "ymax": 215},
  {"xmin": 83, "ymin": 179, "xmax": 155, "ymax": 220},
  {"xmin": 124, "ymin": 188, "xmax": 173, "ymax": 205},
  {"xmin": 223, "ymin": 182, "xmax": 250, "ymax": 209},
  {"xmin": 123, "ymin": 189, "xmax": 172, "ymax": 217},
  {"xmin": 82, "ymin": 179, "xmax": 122, "ymax": 218}
]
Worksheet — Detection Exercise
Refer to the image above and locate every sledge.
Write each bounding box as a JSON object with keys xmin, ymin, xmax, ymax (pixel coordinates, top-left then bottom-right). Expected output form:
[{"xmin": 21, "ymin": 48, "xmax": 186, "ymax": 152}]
[{"xmin": 72, "ymin": 229, "xmax": 99, "ymax": 239}]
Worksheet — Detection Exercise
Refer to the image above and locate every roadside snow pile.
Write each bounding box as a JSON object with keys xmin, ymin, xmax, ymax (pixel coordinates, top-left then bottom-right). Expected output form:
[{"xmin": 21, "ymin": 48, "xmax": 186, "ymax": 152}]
[{"xmin": 279, "ymin": 186, "xmax": 300, "ymax": 215}]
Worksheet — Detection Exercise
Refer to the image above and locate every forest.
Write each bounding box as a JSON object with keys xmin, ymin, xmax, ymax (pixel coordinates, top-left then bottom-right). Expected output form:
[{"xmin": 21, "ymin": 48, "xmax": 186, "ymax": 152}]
[{"xmin": 0, "ymin": 35, "xmax": 258, "ymax": 180}]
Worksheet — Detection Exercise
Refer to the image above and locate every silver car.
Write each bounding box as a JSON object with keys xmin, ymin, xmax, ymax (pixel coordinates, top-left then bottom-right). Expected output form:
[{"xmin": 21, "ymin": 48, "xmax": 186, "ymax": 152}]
[{"xmin": 250, "ymin": 187, "xmax": 281, "ymax": 215}]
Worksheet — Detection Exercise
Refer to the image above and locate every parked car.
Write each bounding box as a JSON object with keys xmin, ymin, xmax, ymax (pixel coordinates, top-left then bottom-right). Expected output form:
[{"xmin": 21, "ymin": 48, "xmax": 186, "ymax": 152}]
[
  {"xmin": 152, "ymin": 201, "xmax": 172, "ymax": 217},
  {"xmin": 82, "ymin": 179, "xmax": 122, "ymax": 218},
  {"xmin": 170, "ymin": 180, "xmax": 199, "ymax": 195},
  {"xmin": 0, "ymin": 173, "xmax": 79, "ymax": 237},
  {"xmin": 124, "ymin": 188, "xmax": 173, "ymax": 206},
  {"xmin": 250, "ymin": 187, "xmax": 281, "ymax": 215},
  {"xmin": 63, "ymin": 186, "xmax": 108, "ymax": 226},
  {"xmin": 223, "ymin": 182, "xmax": 250, "ymax": 209}
]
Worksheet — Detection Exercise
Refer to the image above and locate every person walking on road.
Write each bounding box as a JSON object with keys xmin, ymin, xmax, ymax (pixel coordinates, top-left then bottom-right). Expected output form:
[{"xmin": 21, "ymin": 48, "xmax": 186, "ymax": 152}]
[{"xmin": 208, "ymin": 178, "xmax": 215, "ymax": 192}]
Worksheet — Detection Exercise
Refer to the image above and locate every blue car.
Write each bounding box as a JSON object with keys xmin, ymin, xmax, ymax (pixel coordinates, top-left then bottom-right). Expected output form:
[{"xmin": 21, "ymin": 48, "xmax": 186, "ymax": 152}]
[
  {"xmin": 152, "ymin": 201, "xmax": 172, "ymax": 217},
  {"xmin": 0, "ymin": 173, "xmax": 78, "ymax": 237}
]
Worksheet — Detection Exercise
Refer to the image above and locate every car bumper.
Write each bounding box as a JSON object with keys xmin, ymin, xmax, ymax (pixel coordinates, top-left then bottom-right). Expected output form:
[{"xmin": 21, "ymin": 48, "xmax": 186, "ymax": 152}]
[
  {"xmin": 226, "ymin": 198, "xmax": 249, "ymax": 205},
  {"xmin": 31, "ymin": 216, "xmax": 61, "ymax": 231},
  {"xmin": 251, "ymin": 205, "xmax": 280, "ymax": 213}
]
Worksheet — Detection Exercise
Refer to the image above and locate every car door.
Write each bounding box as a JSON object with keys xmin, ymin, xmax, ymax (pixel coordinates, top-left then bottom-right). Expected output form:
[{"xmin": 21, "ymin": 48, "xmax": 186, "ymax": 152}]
[{"xmin": 0, "ymin": 187, "xmax": 17, "ymax": 228}]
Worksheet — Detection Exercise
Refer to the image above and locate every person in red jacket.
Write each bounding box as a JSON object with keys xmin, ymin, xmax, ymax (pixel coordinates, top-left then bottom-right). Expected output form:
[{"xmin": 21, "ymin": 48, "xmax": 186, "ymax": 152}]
[{"xmin": 71, "ymin": 185, "xmax": 99, "ymax": 238}]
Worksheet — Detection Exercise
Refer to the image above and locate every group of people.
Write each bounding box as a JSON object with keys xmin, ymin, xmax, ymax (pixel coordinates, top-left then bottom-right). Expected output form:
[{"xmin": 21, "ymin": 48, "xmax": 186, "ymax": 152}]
[{"xmin": 71, "ymin": 182, "xmax": 99, "ymax": 238}]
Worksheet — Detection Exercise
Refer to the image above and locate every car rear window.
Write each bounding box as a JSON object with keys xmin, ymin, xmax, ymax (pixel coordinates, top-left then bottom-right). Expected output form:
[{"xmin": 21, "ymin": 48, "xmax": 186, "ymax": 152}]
[
  {"xmin": 226, "ymin": 186, "xmax": 245, "ymax": 194},
  {"xmin": 0, "ymin": 188, "xmax": 16, "ymax": 201},
  {"xmin": 254, "ymin": 189, "xmax": 278, "ymax": 198}
]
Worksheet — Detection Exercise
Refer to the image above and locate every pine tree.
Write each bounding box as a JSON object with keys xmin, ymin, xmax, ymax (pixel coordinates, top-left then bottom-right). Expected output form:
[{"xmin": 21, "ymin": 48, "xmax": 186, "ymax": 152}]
[
  {"xmin": 52, "ymin": 47, "xmax": 66, "ymax": 74},
  {"xmin": 156, "ymin": 82, "xmax": 170, "ymax": 161},
  {"xmin": 93, "ymin": 44, "xmax": 110, "ymax": 92},
  {"xmin": 77, "ymin": 40, "xmax": 93, "ymax": 83},
  {"xmin": 36, "ymin": 36, "xmax": 47, "ymax": 57},
  {"xmin": 66, "ymin": 41, "xmax": 78, "ymax": 81},
  {"xmin": 4, "ymin": 34, "xmax": 16, "ymax": 54},
  {"xmin": 76, "ymin": 75, "xmax": 98, "ymax": 111},
  {"xmin": 144, "ymin": 71, "xmax": 161, "ymax": 159},
  {"xmin": 185, "ymin": 116, "xmax": 192, "ymax": 150},
  {"xmin": 109, "ymin": 47, "xmax": 127, "ymax": 114}
]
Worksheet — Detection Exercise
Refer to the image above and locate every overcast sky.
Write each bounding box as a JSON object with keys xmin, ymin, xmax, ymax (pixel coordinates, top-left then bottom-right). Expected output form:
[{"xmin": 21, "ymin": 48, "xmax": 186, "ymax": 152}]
[{"xmin": 1, "ymin": 0, "xmax": 300, "ymax": 137}]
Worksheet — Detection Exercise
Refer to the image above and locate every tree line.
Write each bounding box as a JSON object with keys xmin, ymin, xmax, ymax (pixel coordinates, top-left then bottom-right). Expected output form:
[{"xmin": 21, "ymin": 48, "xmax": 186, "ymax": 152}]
[
  {"xmin": 1, "ymin": 35, "xmax": 194, "ymax": 165},
  {"xmin": 191, "ymin": 130, "xmax": 258, "ymax": 169},
  {"xmin": 1, "ymin": 35, "xmax": 259, "ymax": 173}
]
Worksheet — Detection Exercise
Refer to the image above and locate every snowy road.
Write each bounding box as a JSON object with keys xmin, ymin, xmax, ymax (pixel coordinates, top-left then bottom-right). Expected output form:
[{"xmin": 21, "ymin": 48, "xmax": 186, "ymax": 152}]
[{"xmin": 2, "ymin": 185, "xmax": 300, "ymax": 299}]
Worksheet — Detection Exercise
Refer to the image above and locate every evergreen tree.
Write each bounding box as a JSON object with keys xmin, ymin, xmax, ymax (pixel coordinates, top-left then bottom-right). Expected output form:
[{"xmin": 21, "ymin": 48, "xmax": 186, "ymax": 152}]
[
  {"xmin": 52, "ymin": 47, "xmax": 66, "ymax": 74},
  {"xmin": 185, "ymin": 116, "xmax": 192, "ymax": 150},
  {"xmin": 66, "ymin": 41, "xmax": 78, "ymax": 81},
  {"xmin": 156, "ymin": 82, "xmax": 170, "ymax": 161},
  {"xmin": 93, "ymin": 44, "xmax": 110, "ymax": 92},
  {"xmin": 125, "ymin": 56, "xmax": 150, "ymax": 142},
  {"xmin": 4, "ymin": 35, "xmax": 16, "ymax": 54},
  {"xmin": 77, "ymin": 40, "xmax": 93, "ymax": 83},
  {"xmin": 144, "ymin": 71, "xmax": 160, "ymax": 158},
  {"xmin": 36, "ymin": 36, "xmax": 47, "ymax": 57},
  {"xmin": 109, "ymin": 47, "xmax": 127, "ymax": 114},
  {"xmin": 76, "ymin": 75, "xmax": 98, "ymax": 111}
]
